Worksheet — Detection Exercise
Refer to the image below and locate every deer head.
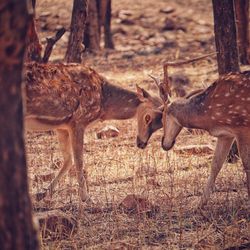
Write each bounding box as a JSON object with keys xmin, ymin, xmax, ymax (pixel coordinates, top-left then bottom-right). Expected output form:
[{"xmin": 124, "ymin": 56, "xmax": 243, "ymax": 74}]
[
  {"xmin": 161, "ymin": 88, "xmax": 204, "ymax": 151},
  {"xmin": 161, "ymin": 103, "xmax": 182, "ymax": 151},
  {"xmin": 136, "ymin": 85, "xmax": 162, "ymax": 149},
  {"xmin": 136, "ymin": 53, "xmax": 216, "ymax": 150},
  {"xmin": 136, "ymin": 64, "xmax": 178, "ymax": 149}
]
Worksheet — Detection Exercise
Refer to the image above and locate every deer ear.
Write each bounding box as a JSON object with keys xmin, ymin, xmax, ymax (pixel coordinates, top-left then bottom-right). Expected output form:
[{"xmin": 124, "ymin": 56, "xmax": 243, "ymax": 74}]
[
  {"xmin": 145, "ymin": 114, "xmax": 152, "ymax": 124},
  {"xmin": 136, "ymin": 85, "xmax": 150, "ymax": 102}
]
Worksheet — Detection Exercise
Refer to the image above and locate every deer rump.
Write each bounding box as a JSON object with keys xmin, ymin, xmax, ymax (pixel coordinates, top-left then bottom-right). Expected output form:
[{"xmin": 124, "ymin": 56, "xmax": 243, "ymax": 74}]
[{"xmin": 24, "ymin": 62, "xmax": 103, "ymax": 125}]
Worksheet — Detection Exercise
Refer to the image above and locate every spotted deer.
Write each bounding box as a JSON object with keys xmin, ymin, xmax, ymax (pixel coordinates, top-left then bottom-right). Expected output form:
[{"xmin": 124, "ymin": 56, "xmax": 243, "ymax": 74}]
[
  {"xmin": 136, "ymin": 87, "xmax": 203, "ymax": 149},
  {"xmin": 24, "ymin": 62, "xmax": 160, "ymax": 202},
  {"xmin": 160, "ymin": 71, "xmax": 250, "ymax": 207},
  {"xmin": 136, "ymin": 53, "xmax": 215, "ymax": 149}
]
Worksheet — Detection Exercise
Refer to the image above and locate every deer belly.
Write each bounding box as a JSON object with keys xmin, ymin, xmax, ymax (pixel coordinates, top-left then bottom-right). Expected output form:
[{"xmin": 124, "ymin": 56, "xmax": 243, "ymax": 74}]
[
  {"xmin": 209, "ymin": 127, "xmax": 235, "ymax": 138},
  {"xmin": 25, "ymin": 116, "xmax": 69, "ymax": 131}
]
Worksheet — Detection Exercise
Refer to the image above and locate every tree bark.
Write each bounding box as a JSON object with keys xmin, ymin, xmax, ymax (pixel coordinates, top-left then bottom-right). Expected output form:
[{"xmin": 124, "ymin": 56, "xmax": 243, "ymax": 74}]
[
  {"xmin": 212, "ymin": 0, "xmax": 240, "ymax": 74},
  {"xmin": 65, "ymin": 0, "xmax": 88, "ymax": 63},
  {"xmin": 43, "ymin": 28, "xmax": 66, "ymax": 63},
  {"xmin": 25, "ymin": 18, "xmax": 42, "ymax": 62},
  {"xmin": 234, "ymin": 0, "xmax": 250, "ymax": 65},
  {"xmin": 84, "ymin": 0, "xmax": 101, "ymax": 51},
  {"xmin": 0, "ymin": 1, "xmax": 39, "ymax": 249},
  {"xmin": 25, "ymin": 0, "xmax": 42, "ymax": 62},
  {"xmin": 103, "ymin": 0, "xmax": 114, "ymax": 49},
  {"xmin": 212, "ymin": 0, "xmax": 239, "ymax": 163}
]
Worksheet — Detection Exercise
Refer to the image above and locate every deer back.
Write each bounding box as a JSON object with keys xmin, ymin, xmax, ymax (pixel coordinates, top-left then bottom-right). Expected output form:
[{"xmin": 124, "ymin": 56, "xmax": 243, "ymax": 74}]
[
  {"xmin": 24, "ymin": 63, "xmax": 103, "ymax": 125},
  {"xmin": 169, "ymin": 72, "xmax": 250, "ymax": 131}
]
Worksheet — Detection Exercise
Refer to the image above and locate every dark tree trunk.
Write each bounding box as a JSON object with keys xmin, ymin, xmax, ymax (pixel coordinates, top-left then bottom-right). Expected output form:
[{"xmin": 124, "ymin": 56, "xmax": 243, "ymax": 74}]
[
  {"xmin": 235, "ymin": 0, "xmax": 250, "ymax": 65},
  {"xmin": 25, "ymin": 18, "xmax": 42, "ymax": 62},
  {"xmin": 43, "ymin": 28, "xmax": 66, "ymax": 63},
  {"xmin": 32, "ymin": 0, "xmax": 36, "ymax": 8},
  {"xmin": 0, "ymin": 1, "xmax": 39, "ymax": 249},
  {"xmin": 25, "ymin": 0, "xmax": 42, "ymax": 62},
  {"xmin": 103, "ymin": 0, "xmax": 114, "ymax": 49},
  {"xmin": 84, "ymin": 0, "xmax": 101, "ymax": 51},
  {"xmin": 212, "ymin": 0, "xmax": 239, "ymax": 163},
  {"xmin": 84, "ymin": 0, "xmax": 114, "ymax": 51},
  {"xmin": 212, "ymin": 0, "xmax": 240, "ymax": 74},
  {"xmin": 65, "ymin": 0, "xmax": 88, "ymax": 63}
]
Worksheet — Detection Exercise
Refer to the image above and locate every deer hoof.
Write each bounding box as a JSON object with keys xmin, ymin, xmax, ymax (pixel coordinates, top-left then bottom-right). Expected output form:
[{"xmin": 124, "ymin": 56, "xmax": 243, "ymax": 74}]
[{"xmin": 78, "ymin": 188, "xmax": 90, "ymax": 203}]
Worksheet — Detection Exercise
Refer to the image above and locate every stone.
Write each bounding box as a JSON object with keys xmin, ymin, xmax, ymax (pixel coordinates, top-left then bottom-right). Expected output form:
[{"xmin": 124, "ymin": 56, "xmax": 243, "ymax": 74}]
[
  {"xmin": 119, "ymin": 194, "xmax": 159, "ymax": 217},
  {"xmin": 35, "ymin": 210, "xmax": 77, "ymax": 240},
  {"xmin": 96, "ymin": 125, "xmax": 120, "ymax": 139}
]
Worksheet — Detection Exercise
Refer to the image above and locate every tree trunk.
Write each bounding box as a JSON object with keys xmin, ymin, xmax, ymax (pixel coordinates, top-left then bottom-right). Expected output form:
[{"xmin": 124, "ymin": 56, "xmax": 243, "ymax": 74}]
[
  {"xmin": 65, "ymin": 0, "xmax": 88, "ymax": 63},
  {"xmin": 0, "ymin": 1, "xmax": 39, "ymax": 249},
  {"xmin": 25, "ymin": 0, "xmax": 42, "ymax": 62},
  {"xmin": 84, "ymin": 0, "xmax": 101, "ymax": 51},
  {"xmin": 103, "ymin": 0, "xmax": 114, "ymax": 49},
  {"xmin": 212, "ymin": 0, "xmax": 239, "ymax": 163},
  {"xmin": 212, "ymin": 0, "xmax": 240, "ymax": 74},
  {"xmin": 234, "ymin": 0, "xmax": 250, "ymax": 65}
]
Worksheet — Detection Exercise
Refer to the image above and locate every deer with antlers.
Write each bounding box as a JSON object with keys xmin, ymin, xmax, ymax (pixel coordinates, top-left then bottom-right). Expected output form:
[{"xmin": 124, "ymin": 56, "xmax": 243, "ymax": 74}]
[
  {"xmin": 136, "ymin": 54, "xmax": 213, "ymax": 149},
  {"xmin": 136, "ymin": 86, "xmax": 203, "ymax": 149},
  {"xmin": 158, "ymin": 64, "xmax": 250, "ymax": 207},
  {"xmin": 24, "ymin": 62, "xmax": 162, "ymax": 202}
]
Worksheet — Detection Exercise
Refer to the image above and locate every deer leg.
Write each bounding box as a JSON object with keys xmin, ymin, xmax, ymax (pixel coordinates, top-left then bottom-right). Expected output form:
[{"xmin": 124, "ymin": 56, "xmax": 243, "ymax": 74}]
[
  {"xmin": 237, "ymin": 139, "xmax": 250, "ymax": 200},
  {"xmin": 48, "ymin": 129, "xmax": 73, "ymax": 194},
  {"xmin": 70, "ymin": 126, "xmax": 89, "ymax": 202},
  {"xmin": 36, "ymin": 129, "xmax": 72, "ymax": 201},
  {"xmin": 200, "ymin": 136, "xmax": 234, "ymax": 207}
]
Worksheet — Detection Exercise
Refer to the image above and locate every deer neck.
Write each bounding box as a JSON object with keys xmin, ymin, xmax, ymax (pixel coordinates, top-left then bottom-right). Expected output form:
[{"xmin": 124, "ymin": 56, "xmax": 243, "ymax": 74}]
[
  {"xmin": 170, "ymin": 99, "xmax": 206, "ymax": 129},
  {"xmin": 100, "ymin": 81, "xmax": 141, "ymax": 120}
]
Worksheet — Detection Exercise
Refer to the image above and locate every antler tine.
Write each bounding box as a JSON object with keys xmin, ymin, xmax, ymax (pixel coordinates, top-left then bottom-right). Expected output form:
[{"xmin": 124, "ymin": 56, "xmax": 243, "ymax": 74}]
[
  {"xmin": 160, "ymin": 64, "xmax": 171, "ymax": 102},
  {"xmin": 148, "ymin": 74, "xmax": 161, "ymax": 86},
  {"xmin": 163, "ymin": 52, "xmax": 217, "ymax": 67},
  {"xmin": 159, "ymin": 52, "xmax": 217, "ymax": 103}
]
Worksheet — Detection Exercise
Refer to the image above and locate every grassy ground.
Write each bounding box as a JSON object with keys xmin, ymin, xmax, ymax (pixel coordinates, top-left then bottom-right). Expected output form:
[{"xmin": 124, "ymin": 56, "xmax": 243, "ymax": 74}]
[{"xmin": 27, "ymin": 0, "xmax": 250, "ymax": 249}]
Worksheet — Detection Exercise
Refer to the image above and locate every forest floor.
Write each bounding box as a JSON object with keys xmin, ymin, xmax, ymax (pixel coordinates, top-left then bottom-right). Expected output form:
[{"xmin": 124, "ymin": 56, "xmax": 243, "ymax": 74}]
[{"xmin": 27, "ymin": 0, "xmax": 250, "ymax": 249}]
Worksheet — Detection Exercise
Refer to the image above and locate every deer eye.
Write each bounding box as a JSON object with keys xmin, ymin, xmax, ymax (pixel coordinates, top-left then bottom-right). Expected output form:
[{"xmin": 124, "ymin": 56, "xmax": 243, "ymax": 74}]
[{"xmin": 145, "ymin": 114, "xmax": 151, "ymax": 124}]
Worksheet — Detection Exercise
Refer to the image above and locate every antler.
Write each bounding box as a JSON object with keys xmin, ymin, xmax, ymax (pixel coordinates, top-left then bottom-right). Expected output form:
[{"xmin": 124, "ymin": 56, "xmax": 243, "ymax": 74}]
[
  {"xmin": 148, "ymin": 73, "xmax": 170, "ymax": 102},
  {"xmin": 148, "ymin": 74, "xmax": 161, "ymax": 86},
  {"xmin": 148, "ymin": 52, "xmax": 216, "ymax": 103},
  {"xmin": 163, "ymin": 52, "xmax": 217, "ymax": 67},
  {"xmin": 160, "ymin": 52, "xmax": 217, "ymax": 103}
]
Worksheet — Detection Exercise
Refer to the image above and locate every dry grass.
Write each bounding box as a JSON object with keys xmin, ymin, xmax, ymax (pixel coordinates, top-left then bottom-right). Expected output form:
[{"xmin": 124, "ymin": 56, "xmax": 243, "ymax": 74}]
[
  {"xmin": 27, "ymin": 117, "xmax": 250, "ymax": 249},
  {"xmin": 26, "ymin": 0, "xmax": 250, "ymax": 248},
  {"xmin": 27, "ymin": 59, "xmax": 250, "ymax": 249}
]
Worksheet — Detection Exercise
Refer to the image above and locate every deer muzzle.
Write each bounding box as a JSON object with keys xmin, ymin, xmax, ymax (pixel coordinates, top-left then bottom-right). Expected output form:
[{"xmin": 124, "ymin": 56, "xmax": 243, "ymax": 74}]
[
  {"xmin": 136, "ymin": 136, "xmax": 147, "ymax": 149},
  {"xmin": 161, "ymin": 137, "xmax": 175, "ymax": 151}
]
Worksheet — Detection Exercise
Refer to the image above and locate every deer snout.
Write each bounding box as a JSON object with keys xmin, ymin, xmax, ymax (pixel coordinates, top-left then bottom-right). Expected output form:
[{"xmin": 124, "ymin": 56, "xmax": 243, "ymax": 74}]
[
  {"xmin": 136, "ymin": 136, "xmax": 147, "ymax": 149},
  {"xmin": 161, "ymin": 137, "xmax": 175, "ymax": 151}
]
